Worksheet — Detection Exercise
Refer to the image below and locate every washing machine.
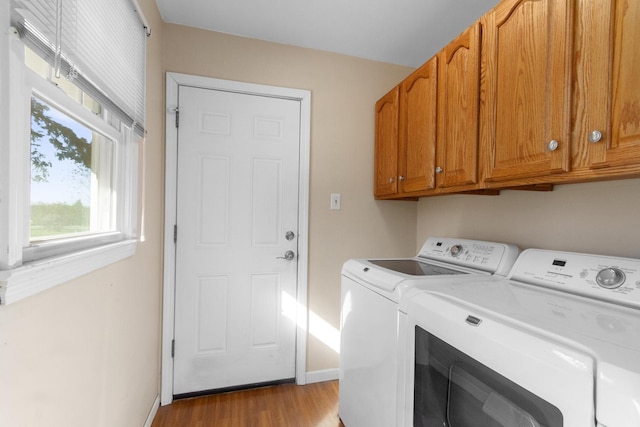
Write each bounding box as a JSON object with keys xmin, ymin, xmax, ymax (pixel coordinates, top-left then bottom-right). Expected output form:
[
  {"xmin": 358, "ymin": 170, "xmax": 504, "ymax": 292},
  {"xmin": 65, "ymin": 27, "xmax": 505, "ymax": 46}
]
[
  {"xmin": 339, "ymin": 237, "xmax": 520, "ymax": 427},
  {"xmin": 398, "ymin": 248, "xmax": 640, "ymax": 427}
]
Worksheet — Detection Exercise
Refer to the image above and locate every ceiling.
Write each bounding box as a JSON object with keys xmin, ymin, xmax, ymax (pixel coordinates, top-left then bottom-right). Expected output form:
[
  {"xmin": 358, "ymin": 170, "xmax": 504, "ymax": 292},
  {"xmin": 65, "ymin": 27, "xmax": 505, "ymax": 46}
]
[{"xmin": 154, "ymin": 0, "xmax": 500, "ymax": 68}]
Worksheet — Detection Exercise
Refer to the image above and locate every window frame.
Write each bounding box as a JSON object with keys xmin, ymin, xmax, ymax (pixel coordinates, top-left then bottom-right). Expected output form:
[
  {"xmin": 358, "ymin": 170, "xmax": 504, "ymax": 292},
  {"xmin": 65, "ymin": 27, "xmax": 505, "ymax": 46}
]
[{"xmin": 0, "ymin": 32, "xmax": 138, "ymax": 305}]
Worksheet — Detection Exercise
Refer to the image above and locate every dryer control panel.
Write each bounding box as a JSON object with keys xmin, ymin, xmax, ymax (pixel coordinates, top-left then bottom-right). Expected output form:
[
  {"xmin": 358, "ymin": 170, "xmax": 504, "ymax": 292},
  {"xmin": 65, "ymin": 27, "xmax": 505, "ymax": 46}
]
[
  {"xmin": 418, "ymin": 237, "xmax": 520, "ymax": 276},
  {"xmin": 509, "ymin": 249, "xmax": 640, "ymax": 309}
]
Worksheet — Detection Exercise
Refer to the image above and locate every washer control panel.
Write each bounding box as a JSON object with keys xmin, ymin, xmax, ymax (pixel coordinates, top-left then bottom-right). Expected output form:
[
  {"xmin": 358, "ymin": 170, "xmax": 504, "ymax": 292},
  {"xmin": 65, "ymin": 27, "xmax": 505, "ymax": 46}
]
[
  {"xmin": 509, "ymin": 249, "xmax": 640, "ymax": 308},
  {"xmin": 418, "ymin": 237, "xmax": 520, "ymax": 276}
]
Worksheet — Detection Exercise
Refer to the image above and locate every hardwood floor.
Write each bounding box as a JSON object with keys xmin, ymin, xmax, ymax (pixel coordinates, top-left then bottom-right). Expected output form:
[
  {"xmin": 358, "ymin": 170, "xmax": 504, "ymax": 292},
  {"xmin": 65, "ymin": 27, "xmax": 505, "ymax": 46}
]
[{"xmin": 152, "ymin": 380, "xmax": 345, "ymax": 427}]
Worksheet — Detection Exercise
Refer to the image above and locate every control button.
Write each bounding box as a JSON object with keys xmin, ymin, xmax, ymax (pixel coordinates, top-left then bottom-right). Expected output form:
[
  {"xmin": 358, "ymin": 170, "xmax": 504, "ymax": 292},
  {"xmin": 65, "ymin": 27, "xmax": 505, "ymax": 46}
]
[
  {"xmin": 596, "ymin": 268, "xmax": 625, "ymax": 289},
  {"xmin": 450, "ymin": 244, "xmax": 463, "ymax": 257}
]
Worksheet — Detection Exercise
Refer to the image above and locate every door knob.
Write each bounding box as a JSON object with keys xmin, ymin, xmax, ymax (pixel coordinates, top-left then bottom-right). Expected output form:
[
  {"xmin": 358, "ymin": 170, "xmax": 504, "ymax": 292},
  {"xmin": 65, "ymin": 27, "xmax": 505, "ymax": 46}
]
[{"xmin": 277, "ymin": 250, "xmax": 296, "ymax": 261}]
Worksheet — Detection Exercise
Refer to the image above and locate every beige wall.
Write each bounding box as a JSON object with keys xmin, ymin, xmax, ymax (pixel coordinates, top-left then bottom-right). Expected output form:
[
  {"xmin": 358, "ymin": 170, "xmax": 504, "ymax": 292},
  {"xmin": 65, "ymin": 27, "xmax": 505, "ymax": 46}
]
[
  {"xmin": 163, "ymin": 24, "xmax": 417, "ymax": 371},
  {"xmin": 417, "ymin": 178, "xmax": 640, "ymax": 258},
  {"xmin": 0, "ymin": 0, "xmax": 165, "ymax": 426}
]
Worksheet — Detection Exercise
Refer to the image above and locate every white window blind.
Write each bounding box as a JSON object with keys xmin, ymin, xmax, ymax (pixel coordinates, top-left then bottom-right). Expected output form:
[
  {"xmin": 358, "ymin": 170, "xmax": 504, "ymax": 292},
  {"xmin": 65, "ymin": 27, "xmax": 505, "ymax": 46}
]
[{"xmin": 11, "ymin": 0, "xmax": 148, "ymax": 136}]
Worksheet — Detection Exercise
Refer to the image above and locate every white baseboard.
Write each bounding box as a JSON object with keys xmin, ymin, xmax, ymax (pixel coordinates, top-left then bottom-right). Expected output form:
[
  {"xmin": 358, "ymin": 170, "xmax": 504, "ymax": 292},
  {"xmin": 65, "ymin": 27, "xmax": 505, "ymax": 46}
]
[
  {"xmin": 144, "ymin": 394, "xmax": 160, "ymax": 427},
  {"xmin": 305, "ymin": 368, "xmax": 339, "ymax": 384}
]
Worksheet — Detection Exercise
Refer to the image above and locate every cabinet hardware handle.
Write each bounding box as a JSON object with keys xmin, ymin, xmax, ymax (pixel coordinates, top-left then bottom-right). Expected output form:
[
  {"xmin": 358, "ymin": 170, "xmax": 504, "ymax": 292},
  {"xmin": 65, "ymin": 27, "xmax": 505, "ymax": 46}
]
[
  {"xmin": 589, "ymin": 130, "xmax": 603, "ymax": 143},
  {"xmin": 435, "ymin": 167, "xmax": 443, "ymax": 174},
  {"xmin": 398, "ymin": 176, "xmax": 405, "ymax": 181},
  {"xmin": 547, "ymin": 140, "xmax": 559, "ymax": 152},
  {"xmin": 388, "ymin": 177, "xmax": 394, "ymax": 183}
]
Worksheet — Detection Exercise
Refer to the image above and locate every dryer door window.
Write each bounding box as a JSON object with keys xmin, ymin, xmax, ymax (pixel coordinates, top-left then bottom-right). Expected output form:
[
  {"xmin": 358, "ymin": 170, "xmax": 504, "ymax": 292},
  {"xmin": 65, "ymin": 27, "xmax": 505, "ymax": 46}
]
[{"xmin": 414, "ymin": 326, "xmax": 563, "ymax": 427}]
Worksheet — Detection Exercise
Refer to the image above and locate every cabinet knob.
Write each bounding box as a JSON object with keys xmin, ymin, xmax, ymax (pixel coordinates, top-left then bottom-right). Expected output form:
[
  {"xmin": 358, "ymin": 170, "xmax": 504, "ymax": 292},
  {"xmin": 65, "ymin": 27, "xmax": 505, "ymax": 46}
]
[
  {"xmin": 435, "ymin": 167, "xmax": 443, "ymax": 174},
  {"xmin": 547, "ymin": 140, "xmax": 559, "ymax": 152},
  {"xmin": 589, "ymin": 130, "xmax": 603, "ymax": 143},
  {"xmin": 388, "ymin": 177, "xmax": 394, "ymax": 183},
  {"xmin": 398, "ymin": 176, "xmax": 405, "ymax": 181}
]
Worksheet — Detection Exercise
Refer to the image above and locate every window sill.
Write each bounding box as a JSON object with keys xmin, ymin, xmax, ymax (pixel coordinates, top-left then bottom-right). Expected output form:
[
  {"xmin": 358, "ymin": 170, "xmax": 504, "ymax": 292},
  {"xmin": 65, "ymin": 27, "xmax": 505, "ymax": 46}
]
[{"xmin": 0, "ymin": 239, "xmax": 137, "ymax": 305}]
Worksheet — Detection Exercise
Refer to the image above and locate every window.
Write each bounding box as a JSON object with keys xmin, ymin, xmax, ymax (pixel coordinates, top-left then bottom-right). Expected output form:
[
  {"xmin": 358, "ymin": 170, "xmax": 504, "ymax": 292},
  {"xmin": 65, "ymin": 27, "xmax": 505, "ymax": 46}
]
[
  {"xmin": 0, "ymin": 0, "xmax": 148, "ymax": 304},
  {"xmin": 25, "ymin": 93, "xmax": 122, "ymax": 262},
  {"xmin": 29, "ymin": 96, "xmax": 115, "ymax": 240}
]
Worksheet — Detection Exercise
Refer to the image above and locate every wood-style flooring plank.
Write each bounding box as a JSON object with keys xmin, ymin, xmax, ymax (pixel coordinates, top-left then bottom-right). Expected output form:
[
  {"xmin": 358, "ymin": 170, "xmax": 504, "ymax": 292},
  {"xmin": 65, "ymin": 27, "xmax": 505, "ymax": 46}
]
[{"xmin": 152, "ymin": 380, "xmax": 344, "ymax": 427}]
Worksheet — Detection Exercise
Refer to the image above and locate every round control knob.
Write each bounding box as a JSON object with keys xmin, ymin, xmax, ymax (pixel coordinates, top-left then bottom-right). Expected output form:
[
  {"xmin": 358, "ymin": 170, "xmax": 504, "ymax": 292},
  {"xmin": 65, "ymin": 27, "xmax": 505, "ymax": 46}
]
[
  {"xmin": 450, "ymin": 244, "xmax": 463, "ymax": 257},
  {"xmin": 596, "ymin": 267, "xmax": 625, "ymax": 289},
  {"xmin": 547, "ymin": 139, "xmax": 559, "ymax": 152},
  {"xmin": 588, "ymin": 130, "xmax": 603, "ymax": 143}
]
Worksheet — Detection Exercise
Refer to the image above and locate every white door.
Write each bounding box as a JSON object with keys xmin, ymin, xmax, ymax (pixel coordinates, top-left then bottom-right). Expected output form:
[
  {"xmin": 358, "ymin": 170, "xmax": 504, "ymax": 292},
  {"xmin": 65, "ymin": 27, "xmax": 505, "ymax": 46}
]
[{"xmin": 173, "ymin": 85, "xmax": 301, "ymax": 395}]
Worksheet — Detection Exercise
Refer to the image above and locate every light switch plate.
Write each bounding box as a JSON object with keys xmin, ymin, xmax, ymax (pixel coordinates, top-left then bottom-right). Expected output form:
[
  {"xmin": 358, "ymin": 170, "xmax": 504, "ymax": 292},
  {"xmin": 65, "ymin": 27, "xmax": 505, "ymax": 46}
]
[{"xmin": 330, "ymin": 193, "xmax": 341, "ymax": 210}]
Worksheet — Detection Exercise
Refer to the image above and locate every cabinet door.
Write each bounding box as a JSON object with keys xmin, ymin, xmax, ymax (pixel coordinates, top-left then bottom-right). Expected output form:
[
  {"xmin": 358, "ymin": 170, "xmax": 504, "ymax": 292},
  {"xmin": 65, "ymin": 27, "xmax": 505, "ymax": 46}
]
[
  {"xmin": 570, "ymin": 0, "xmax": 611, "ymax": 171},
  {"xmin": 374, "ymin": 86, "xmax": 399, "ymax": 197},
  {"xmin": 481, "ymin": 0, "xmax": 572, "ymax": 183},
  {"xmin": 572, "ymin": 0, "xmax": 640, "ymax": 174},
  {"xmin": 608, "ymin": 0, "xmax": 640, "ymax": 165},
  {"xmin": 436, "ymin": 23, "xmax": 481, "ymax": 190},
  {"xmin": 398, "ymin": 57, "xmax": 438, "ymax": 193}
]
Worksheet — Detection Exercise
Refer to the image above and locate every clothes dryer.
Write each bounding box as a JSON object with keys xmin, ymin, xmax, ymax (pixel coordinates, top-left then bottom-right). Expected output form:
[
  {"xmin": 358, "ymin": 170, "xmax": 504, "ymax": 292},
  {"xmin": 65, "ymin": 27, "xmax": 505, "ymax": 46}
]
[{"xmin": 398, "ymin": 249, "xmax": 640, "ymax": 427}]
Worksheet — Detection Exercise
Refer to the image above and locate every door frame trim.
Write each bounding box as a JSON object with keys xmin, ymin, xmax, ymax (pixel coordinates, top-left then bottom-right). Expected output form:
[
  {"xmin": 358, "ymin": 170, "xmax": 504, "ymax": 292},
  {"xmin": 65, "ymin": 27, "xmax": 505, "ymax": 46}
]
[{"xmin": 161, "ymin": 72, "xmax": 311, "ymax": 405}]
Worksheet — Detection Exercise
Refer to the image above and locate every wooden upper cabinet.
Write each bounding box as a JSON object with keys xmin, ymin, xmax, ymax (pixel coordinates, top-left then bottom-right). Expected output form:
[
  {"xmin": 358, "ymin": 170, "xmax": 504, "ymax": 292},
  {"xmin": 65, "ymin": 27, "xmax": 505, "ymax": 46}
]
[
  {"xmin": 436, "ymin": 23, "xmax": 481, "ymax": 190},
  {"xmin": 372, "ymin": 0, "xmax": 640, "ymax": 200},
  {"xmin": 374, "ymin": 86, "xmax": 399, "ymax": 197},
  {"xmin": 398, "ymin": 56, "xmax": 438, "ymax": 194},
  {"xmin": 480, "ymin": 0, "xmax": 573, "ymax": 184},
  {"xmin": 571, "ymin": 0, "xmax": 640, "ymax": 175}
]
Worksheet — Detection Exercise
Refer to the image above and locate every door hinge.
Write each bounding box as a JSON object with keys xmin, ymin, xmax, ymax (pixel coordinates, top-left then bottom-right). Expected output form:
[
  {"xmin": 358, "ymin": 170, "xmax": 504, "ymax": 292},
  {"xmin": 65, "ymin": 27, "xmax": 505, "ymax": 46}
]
[
  {"xmin": 173, "ymin": 224, "xmax": 177, "ymax": 243},
  {"xmin": 174, "ymin": 107, "xmax": 180, "ymax": 128},
  {"xmin": 171, "ymin": 339, "xmax": 175, "ymax": 358}
]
